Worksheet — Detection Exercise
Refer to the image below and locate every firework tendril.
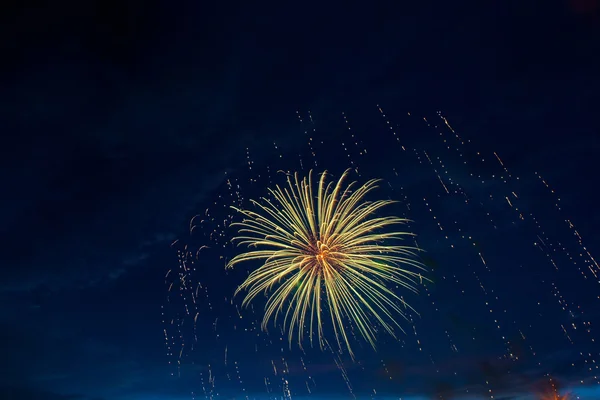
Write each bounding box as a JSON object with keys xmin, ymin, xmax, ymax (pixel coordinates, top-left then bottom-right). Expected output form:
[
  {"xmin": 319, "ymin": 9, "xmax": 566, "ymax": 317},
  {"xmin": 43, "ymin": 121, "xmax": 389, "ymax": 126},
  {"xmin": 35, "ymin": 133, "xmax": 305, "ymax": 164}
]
[{"xmin": 226, "ymin": 169, "xmax": 426, "ymax": 356}]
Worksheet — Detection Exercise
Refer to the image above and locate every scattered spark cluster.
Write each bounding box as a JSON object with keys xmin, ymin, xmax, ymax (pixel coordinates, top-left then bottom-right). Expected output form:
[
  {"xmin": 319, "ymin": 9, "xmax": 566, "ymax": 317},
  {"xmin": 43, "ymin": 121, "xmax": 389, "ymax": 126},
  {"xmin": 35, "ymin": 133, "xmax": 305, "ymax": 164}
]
[{"xmin": 162, "ymin": 106, "xmax": 599, "ymax": 399}]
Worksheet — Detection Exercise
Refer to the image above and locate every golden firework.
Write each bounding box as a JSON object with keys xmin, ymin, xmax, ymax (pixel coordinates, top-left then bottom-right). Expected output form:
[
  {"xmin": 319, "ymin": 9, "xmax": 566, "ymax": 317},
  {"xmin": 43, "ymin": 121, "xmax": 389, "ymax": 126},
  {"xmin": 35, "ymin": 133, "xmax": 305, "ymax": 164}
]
[{"xmin": 226, "ymin": 169, "xmax": 425, "ymax": 356}]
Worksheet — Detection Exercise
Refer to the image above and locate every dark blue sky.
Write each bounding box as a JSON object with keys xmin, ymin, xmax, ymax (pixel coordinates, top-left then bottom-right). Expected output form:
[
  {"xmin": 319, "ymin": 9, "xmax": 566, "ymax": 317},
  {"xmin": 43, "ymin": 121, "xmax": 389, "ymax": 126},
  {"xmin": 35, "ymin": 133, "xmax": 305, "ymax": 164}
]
[{"xmin": 1, "ymin": 1, "xmax": 599, "ymax": 399}]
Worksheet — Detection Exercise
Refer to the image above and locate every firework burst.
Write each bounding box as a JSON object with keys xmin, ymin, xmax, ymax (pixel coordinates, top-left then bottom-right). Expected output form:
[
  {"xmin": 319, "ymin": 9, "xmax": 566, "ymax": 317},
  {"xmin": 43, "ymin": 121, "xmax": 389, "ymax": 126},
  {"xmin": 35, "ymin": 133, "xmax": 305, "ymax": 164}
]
[{"xmin": 226, "ymin": 169, "xmax": 426, "ymax": 356}]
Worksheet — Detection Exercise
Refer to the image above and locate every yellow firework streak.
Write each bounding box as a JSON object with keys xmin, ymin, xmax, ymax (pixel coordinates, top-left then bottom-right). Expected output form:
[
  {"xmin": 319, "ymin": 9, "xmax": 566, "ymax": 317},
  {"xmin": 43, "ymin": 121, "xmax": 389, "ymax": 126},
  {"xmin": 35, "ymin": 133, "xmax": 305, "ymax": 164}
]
[{"xmin": 226, "ymin": 169, "xmax": 426, "ymax": 357}]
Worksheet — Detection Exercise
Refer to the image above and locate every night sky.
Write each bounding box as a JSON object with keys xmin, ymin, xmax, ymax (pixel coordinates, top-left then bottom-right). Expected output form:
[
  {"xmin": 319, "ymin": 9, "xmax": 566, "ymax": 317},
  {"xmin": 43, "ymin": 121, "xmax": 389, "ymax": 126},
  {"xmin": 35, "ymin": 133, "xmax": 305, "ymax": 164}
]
[{"xmin": 1, "ymin": 1, "xmax": 600, "ymax": 400}]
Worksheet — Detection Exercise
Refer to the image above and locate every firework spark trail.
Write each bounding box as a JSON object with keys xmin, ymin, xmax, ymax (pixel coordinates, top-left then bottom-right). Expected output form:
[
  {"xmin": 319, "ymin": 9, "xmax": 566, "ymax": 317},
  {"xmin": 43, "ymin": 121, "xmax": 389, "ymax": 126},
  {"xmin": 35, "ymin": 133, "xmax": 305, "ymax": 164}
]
[
  {"xmin": 373, "ymin": 107, "xmax": 599, "ymax": 395},
  {"xmin": 376, "ymin": 108, "xmax": 509, "ymax": 393},
  {"xmin": 430, "ymin": 111, "xmax": 600, "ymax": 389},
  {"xmin": 226, "ymin": 169, "xmax": 426, "ymax": 358},
  {"xmin": 297, "ymin": 110, "xmax": 319, "ymax": 168}
]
